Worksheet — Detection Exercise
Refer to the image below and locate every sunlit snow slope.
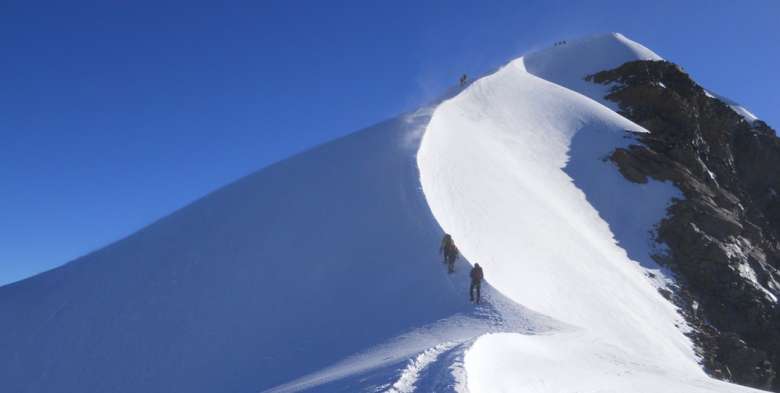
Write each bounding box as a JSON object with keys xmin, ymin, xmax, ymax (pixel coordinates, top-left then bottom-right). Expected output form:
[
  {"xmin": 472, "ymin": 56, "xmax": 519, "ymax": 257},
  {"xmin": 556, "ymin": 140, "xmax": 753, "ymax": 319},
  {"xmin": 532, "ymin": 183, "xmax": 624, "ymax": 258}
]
[{"xmin": 418, "ymin": 33, "xmax": 762, "ymax": 392}]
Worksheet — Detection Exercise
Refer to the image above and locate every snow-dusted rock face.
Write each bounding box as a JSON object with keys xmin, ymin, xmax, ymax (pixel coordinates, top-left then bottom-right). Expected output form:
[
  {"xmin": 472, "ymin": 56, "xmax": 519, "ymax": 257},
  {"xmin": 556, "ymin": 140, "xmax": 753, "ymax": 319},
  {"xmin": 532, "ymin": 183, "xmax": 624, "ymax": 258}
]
[
  {"xmin": 0, "ymin": 33, "xmax": 773, "ymax": 393},
  {"xmin": 589, "ymin": 59, "xmax": 780, "ymax": 390}
]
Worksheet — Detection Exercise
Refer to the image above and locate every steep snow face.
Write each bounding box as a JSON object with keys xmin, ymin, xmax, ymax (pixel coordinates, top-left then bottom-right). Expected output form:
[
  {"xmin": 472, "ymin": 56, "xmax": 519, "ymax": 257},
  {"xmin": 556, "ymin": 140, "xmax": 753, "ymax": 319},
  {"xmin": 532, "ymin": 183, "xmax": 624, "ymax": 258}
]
[
  {"xmin": 418, "ymin": 53, "xmax": 690, "ymax": 362},
  {"xmin": 418, "ymin": 33, "xmax": 759, "ymax": 392}
]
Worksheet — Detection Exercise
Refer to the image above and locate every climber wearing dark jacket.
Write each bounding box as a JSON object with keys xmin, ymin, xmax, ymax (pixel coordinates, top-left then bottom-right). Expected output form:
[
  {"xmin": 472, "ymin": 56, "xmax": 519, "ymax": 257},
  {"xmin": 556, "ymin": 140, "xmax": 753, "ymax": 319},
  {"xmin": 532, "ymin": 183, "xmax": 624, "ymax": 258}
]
[
  {"xmin": 440, "ymin": 234, "xmax": 459, "ymax": 273},
  {"xmin": 470, "ymin": 263, "xmax": 484, "ymax": 304}
]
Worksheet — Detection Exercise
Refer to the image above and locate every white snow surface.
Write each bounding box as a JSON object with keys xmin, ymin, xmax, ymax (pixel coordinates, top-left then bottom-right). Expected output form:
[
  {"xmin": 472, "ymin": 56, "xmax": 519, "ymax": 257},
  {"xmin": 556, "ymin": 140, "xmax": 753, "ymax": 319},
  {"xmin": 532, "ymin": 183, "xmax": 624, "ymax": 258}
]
[
  {"xmin": 465, "ymin": 332, "xmax": 758, "ymax": 393},
  {"xmin": 524, "ymin": 33, "xmax": 662, "ymax": 107},
  {"xmin": 0, "ymin": 33, "xmax": 767, "ymax": 393},
  {"xmin": 418, "ymin": 33, "xmax": 763, "ymax": 392},
  {"xmin": 420, "ymin": 38, "xmax": 686, "ymax": 360}
]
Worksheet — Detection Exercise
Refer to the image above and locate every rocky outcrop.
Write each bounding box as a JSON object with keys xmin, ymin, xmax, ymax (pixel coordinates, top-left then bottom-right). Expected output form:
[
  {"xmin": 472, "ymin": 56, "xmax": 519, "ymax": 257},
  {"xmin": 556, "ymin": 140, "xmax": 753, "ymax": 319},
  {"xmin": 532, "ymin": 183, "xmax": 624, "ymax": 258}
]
[{"xmin": 588, "ymin": 60, "xmax": 780, "ymax": 391}]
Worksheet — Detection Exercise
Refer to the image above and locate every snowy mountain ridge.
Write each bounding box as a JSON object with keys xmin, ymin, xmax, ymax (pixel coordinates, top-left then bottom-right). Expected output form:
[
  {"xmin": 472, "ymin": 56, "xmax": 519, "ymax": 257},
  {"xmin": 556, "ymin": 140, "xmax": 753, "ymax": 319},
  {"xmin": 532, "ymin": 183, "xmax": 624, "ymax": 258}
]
[{"xmin": 0, "ymin": 33, "xmax": 768, "ymax": 392}]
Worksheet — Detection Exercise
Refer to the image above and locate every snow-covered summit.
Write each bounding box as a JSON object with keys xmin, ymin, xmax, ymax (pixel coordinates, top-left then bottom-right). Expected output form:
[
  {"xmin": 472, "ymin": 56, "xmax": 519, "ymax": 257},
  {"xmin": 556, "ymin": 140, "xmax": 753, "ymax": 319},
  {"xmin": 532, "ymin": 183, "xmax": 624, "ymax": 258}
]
[
  {"xmin": 0, "ymin": 33, "xmax": 766, "ymax": 392},
  {"xmin": 525, "ymin": 32, "xmax": 662, "ymax": 104}
]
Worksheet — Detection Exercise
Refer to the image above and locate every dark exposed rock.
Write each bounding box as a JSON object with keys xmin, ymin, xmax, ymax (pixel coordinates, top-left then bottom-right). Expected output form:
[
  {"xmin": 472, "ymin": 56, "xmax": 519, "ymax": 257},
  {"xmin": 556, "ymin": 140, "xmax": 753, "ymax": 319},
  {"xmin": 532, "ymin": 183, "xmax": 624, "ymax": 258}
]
[{"xmin": 588, "ymin": 60, "xmax": 780, "ymax": 391}]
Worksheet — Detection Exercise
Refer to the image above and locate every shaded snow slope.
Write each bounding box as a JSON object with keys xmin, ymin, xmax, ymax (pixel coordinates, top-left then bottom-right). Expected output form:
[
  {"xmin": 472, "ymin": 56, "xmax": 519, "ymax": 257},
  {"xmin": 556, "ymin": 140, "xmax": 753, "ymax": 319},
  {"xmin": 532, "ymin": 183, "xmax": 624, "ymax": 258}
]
[
  {"xmin": 0, "ymin": 105, "xmax": 552, "ymax": 393},
  {"xmin": 418, "ymin": 33, "xmax": 763, "ymax": 392}
]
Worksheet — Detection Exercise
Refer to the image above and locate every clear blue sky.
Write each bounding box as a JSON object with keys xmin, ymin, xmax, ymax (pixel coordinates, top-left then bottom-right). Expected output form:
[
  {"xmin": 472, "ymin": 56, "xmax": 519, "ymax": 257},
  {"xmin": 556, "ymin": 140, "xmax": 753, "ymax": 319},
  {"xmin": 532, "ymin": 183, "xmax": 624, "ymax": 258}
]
[{"xmin": 2, "ymin": 0, "xmax": 778, "ymax": 286}]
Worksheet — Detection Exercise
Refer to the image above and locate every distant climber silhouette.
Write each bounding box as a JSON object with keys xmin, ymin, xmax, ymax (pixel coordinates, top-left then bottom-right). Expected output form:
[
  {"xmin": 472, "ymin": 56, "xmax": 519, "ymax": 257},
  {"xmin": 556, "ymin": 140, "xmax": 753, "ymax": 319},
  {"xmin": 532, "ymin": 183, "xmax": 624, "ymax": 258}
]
[
  {"xmin": 470, "ymin": 263, "xmax": 484, "ymax": 304},
  {"xmin": 459, "ymin": 74, "xmax": 468, "ymax": 87},
  {"xmin": 440, "ymin": 233, "xmax": 459, "ymax": 273}
]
